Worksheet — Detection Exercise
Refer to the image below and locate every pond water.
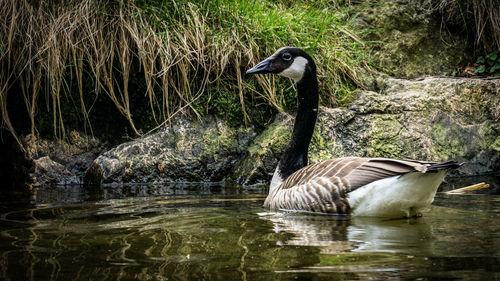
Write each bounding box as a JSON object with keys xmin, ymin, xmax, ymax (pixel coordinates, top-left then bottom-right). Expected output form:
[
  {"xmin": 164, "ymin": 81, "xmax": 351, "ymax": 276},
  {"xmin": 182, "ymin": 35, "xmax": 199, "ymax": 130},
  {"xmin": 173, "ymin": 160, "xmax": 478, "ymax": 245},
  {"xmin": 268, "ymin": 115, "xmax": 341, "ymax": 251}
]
[{"xmin": 0, "ymin": 181, "xmax": 499, "ymax": 281}]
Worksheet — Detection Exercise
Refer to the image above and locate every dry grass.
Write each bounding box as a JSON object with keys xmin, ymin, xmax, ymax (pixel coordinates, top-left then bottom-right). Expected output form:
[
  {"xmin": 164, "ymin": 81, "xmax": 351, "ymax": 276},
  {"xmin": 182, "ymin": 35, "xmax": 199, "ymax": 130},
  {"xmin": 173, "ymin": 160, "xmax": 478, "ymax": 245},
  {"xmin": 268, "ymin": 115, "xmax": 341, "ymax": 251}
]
[
  {"xmin": 0, "ymin": 0, "xmax": 369, "ymax": 150},
  {"xmin": 429, "ymin": 0, "xmax": 500, "ymax": 50}
]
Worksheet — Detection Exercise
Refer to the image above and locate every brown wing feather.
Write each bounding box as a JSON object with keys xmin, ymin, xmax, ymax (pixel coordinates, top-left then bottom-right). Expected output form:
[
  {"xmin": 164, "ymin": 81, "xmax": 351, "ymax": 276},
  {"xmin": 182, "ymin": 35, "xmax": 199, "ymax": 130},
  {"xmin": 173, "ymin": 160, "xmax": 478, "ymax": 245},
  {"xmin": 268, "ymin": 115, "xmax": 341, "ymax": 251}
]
[
  {"xmin": 278, "ymin": 157, "xmax": 458, "ymax": 192},
  {"xmin": 279, "ymin": 157, "xmax": 366, "ymax": 190}
]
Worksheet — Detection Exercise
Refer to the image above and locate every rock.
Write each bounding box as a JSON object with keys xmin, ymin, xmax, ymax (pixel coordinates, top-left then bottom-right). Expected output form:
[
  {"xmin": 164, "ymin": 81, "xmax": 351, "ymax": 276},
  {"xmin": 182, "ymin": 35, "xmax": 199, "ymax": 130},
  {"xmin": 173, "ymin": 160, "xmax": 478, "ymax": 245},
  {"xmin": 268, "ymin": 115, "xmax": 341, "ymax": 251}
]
[
  {"xmin": 234, "ymin": 77, "xmax": 500, "ymax": 185},
  {"xmin": 26, "ymin": 131, "xmax": 106, "ymax": 186},
  {"xmin": 85, "ymin": 115, "xmax": 256, "ymax": 185},
  {"xmin": 225, "ymin": 113, "xmax": 294, "ymax": 186},
  {"xmin": 31, "ymin": 156, "xmax": 79, "ymax": 186},
  {"xmin": 355, "ymin": 0, "xmax": 470, "ymax": 78}
]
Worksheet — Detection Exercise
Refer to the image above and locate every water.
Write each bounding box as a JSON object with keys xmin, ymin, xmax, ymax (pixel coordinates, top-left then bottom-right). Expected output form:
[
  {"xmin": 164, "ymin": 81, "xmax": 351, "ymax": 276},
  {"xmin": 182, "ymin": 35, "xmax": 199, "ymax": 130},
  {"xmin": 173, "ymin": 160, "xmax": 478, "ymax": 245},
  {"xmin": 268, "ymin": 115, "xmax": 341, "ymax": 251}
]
[{"xmin": 0, "ymin": 182, "xmax": 499, "ymax": 281}]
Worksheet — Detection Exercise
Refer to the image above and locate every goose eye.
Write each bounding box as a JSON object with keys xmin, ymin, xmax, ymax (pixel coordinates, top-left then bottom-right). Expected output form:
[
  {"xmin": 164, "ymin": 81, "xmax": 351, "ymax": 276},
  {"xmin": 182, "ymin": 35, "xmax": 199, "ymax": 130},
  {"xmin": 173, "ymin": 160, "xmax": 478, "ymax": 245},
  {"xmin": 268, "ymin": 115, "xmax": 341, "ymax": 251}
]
[{"xmin": 282, "ymin": 53, "xmax": 292, "ymax": 61}]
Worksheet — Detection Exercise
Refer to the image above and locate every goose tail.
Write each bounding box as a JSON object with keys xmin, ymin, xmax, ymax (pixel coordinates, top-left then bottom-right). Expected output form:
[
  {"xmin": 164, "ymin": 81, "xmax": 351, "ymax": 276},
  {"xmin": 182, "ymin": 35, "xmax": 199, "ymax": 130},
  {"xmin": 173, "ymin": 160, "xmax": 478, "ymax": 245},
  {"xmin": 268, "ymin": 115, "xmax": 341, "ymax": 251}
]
[{"xmin": 426, "ymin": 161, "xmax": 462, "ymax": 172}]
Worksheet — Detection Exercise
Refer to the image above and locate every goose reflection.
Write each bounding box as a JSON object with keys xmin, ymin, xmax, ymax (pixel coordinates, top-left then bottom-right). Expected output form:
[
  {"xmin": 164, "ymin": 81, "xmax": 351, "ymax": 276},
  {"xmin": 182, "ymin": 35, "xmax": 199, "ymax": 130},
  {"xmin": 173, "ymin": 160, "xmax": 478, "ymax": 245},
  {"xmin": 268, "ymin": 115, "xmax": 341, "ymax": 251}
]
[{"xmin": 258, "ymin": 212, "xmax": 434, "ymax": 255}]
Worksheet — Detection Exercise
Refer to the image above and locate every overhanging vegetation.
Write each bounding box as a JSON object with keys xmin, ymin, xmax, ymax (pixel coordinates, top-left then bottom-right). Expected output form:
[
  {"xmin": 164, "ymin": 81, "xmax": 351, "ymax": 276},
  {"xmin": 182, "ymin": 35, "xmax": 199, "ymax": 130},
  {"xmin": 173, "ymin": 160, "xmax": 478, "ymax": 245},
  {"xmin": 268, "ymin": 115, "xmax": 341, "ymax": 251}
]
[{"xmin": 0, "ymin": 0, "xmax": 370, "ymax": 148}]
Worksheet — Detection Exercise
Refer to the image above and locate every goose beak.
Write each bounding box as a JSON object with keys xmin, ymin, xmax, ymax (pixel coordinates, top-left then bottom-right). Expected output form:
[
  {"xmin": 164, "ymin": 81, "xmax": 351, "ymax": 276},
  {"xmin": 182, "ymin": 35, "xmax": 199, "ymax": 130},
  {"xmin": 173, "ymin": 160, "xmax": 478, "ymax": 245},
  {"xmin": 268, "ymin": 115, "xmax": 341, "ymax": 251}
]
[{"xmin": 246, "ymin": 57, "xmax": 273, "ymax": 75}]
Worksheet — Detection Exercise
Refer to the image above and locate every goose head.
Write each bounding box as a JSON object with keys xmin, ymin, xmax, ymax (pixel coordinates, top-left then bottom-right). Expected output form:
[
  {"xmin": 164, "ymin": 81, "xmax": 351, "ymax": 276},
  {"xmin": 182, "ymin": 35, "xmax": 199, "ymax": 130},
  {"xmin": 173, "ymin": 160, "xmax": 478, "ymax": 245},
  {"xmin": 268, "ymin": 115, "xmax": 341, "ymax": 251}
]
[{"xmin": 246, "ymin": 47, "xmax": 316, "ymax": 83}]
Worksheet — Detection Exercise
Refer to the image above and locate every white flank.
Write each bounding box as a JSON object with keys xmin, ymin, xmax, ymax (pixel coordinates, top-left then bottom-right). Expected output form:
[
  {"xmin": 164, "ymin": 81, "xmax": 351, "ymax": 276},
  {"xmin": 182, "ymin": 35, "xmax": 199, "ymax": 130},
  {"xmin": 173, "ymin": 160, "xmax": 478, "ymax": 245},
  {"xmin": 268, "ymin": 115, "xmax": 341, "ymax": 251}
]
[
  {"xmin": 347, "ymin": 171, "xmax": 447, "ymax": 217},
  {"xmin": 279, "ymin": 56, "xmax": 308, "ymax": 82},
  {"xmin": 269, "ymin": 166, "xmax": 284, "ymax": 194}
]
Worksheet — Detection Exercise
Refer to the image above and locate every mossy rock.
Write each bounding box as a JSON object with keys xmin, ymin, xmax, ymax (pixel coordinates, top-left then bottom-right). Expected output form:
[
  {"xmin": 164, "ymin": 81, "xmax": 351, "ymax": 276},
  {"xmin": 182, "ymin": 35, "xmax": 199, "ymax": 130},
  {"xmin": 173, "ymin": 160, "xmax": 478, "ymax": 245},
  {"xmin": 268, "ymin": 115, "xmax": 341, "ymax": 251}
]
[
  {"xmin": 225, "ymin": 113, "xmax": 293, "ymax": 186},
  {"xmin": 86, "ymin": 115, "xmax": 256, "ymax": 185},
  {"xmin": 232, "ymin": 77, "xmax": 499, "ymax": 185},
  {"xmin": 355, "ymin": 0, "xmax": 470, "ymax": 78}
]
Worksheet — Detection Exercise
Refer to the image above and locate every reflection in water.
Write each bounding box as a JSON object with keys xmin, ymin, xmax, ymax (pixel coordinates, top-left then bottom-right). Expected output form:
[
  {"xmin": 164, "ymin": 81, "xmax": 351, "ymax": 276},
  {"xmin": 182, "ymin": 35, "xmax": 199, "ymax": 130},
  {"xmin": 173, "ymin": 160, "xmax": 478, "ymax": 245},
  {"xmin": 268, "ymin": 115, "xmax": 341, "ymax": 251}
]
[
  {"xmin": 259, "ymin": 212, "xmax": 352, "ymax": 252},
  {"xmin": 0, "ymin": 186, "xmax": 499, "ymax": 280},
  {"xmin": 259, "ymin": 211, "xmax": 435, "ymax": 255},
  {"xmin": 348, "ymin": 217, "xmax": 434, "ymax": 254}
]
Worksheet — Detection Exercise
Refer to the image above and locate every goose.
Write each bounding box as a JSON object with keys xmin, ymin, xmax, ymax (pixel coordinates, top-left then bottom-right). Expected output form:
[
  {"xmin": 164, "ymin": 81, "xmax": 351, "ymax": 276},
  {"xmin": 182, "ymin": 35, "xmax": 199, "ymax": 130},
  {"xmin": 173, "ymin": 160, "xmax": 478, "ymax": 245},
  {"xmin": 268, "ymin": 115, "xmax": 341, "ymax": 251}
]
[{"xmin": 246, "ymin": 47, "xmax": 460, "ymax": 218}]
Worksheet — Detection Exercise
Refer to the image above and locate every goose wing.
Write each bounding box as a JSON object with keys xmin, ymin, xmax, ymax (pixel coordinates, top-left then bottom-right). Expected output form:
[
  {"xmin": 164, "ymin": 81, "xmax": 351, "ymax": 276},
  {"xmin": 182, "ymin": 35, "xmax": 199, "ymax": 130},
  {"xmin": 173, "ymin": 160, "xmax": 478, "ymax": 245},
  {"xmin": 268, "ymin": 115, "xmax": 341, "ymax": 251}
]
[{"xmin": 279, "ymin": 157, "xmax": 457, "ymax": 192}]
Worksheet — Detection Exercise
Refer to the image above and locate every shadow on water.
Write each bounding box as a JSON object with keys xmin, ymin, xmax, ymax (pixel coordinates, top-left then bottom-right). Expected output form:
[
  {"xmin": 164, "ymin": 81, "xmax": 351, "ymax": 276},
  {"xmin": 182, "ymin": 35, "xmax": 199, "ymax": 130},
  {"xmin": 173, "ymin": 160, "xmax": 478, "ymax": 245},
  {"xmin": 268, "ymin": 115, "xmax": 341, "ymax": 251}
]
[{"xmin": 0, "ymin": 179, "xmax": 499, "ymax": 280}]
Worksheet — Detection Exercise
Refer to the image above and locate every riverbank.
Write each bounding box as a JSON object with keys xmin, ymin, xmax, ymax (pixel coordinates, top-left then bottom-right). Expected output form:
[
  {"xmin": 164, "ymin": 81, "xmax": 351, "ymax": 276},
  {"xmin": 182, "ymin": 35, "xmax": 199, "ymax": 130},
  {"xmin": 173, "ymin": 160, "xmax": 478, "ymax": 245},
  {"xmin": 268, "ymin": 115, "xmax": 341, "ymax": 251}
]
[
  {"xmin": 1, "ymin": 0, "xmax": 499, "ymax": 190},
  {"xmin": 84, "ymin": 76, "xmax": 499, "ymax": 188}
]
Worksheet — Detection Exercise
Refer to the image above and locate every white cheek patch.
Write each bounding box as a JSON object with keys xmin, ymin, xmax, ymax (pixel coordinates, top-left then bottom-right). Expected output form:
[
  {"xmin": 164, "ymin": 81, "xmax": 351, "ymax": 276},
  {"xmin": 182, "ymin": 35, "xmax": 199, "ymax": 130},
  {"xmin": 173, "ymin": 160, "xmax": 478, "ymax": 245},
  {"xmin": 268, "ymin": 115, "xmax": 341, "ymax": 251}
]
[{"xmin": 279, "ymin": 56, "xmax": 308, "ymax": 82}]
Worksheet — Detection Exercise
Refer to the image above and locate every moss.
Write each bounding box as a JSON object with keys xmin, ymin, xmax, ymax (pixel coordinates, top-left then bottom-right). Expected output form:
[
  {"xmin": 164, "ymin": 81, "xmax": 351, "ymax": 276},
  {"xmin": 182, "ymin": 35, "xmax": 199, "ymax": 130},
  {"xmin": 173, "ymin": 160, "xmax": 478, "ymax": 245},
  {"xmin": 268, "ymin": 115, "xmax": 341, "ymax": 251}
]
[
  {"xmin": 431, "ymin": 113, "xmax": 497, "ymax": 160},
  {"xmin": 365, "ymin": 115, "xmax": 405, "ymax": 158},
  {"xmin": 226, "ymin": 115, "xmax": 292, "ymax": 185},
  {"xmin": 454, "ymin": 84, "xmax": 500, "ymax": 123},
  {"xmin": 491, "ymin": 136, "xmax": 500, "ymax": 152},
  {"xmin": 247, "ymin": 117, "xmax": 292, "ymax": 157},
  {"xmin": 476, "ymin": 123, "xmax": 498, "ymax": 150},
  {"xmin": 432, "ymin": 122, "xmax": 468, "ymax": 160},
  {"xmin": 201, "ymin": 130, "xmax": 220, "ymax": 159},
  {"xmin": 200, "ymin": 125, "xmax": 240, "ymax": 160},
  {"xmin": 308, "ymin": 123, "xmax": 345, "ymax": 163}
]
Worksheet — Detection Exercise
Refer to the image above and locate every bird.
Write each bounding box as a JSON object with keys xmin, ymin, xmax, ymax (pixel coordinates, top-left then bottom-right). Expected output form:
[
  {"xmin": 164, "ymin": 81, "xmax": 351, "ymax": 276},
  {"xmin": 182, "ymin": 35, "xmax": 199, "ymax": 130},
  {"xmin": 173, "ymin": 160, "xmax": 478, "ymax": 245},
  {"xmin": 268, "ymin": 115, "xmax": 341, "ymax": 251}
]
[{"xmin": 246, "ymin": 47, "xmax": 460, "ymax": 218}]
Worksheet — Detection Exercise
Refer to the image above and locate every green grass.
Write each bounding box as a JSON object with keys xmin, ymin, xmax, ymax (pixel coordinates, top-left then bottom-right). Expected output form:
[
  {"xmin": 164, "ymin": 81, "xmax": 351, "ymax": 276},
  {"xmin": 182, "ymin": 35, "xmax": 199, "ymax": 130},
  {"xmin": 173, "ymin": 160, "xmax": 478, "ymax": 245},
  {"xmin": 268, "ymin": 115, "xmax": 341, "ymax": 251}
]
[{"xmin": 1, "ymin": 0, "xmax": 372, "ymax": 146}]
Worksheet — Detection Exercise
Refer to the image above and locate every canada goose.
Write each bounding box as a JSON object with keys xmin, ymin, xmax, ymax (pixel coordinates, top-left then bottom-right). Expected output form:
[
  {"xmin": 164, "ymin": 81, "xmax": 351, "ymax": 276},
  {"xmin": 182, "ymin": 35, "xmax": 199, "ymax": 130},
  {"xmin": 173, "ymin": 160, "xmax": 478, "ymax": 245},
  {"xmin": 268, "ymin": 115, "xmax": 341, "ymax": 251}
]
[{"xmin": 246, "ymin": 47, "xmax": 460, "ymax": 217}]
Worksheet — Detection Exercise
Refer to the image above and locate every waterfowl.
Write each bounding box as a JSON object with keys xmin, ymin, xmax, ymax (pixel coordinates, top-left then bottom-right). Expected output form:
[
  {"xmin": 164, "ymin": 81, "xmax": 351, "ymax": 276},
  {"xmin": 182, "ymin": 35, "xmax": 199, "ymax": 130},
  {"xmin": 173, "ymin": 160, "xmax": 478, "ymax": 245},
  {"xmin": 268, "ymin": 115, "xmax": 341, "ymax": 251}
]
[{"xmin": 246, "ymin": 47, "xmax": 460, "ymax": 217}]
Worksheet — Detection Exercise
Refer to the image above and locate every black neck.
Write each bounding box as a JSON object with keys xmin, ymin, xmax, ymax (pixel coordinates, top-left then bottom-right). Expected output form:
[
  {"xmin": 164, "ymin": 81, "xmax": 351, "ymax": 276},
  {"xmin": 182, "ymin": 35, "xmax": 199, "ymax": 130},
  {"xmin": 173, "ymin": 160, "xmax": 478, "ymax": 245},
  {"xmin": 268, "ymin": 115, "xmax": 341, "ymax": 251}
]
[{"xmin": 278, "ymin": 70, "xmax": 318, "ymax": 179}]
